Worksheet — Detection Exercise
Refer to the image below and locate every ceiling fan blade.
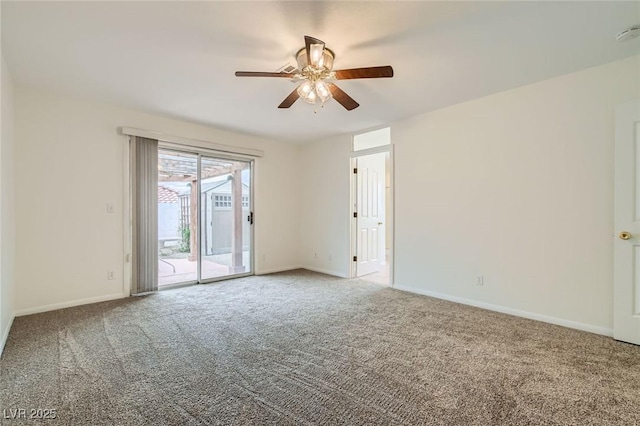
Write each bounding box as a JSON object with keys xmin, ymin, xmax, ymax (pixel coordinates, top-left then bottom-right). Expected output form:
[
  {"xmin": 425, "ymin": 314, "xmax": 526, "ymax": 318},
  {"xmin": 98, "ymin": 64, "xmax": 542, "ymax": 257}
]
[
  {"xmin": 327, "ymin": 83, "xmax": 359, "ymax": 111},
  {"xmin": 278, "ymin": 88, "xmax": 300, "ymax": 109},
  {"xmin": 304, "ymin": 35, "xmax": 325, "ymax": 68},
  {"xmin": 235, "ymin": 71, "xmax": 296, "ymax": 78},
  {"xmin": 334, "ymin": 66, "xmax": 394, "ymax": 80}
]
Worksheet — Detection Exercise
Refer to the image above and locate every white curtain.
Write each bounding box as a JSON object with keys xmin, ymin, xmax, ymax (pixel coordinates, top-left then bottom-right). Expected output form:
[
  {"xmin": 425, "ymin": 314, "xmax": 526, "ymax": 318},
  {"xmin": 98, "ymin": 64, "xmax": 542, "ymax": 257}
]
[{"xmin": 131, "ymin": 136, "xmax": 158, "ymax": 294}]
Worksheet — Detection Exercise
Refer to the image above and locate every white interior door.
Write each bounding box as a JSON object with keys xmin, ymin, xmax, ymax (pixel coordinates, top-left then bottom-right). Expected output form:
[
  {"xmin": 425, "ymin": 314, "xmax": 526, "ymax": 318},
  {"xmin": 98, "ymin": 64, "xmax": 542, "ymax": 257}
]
[
  {"xmin": 614, "ymin": 100, "xmax": 640, "ymax": 345},
  {"xmin": 356, "ymin": 153, "xmax": 385, "ymax": 277}
]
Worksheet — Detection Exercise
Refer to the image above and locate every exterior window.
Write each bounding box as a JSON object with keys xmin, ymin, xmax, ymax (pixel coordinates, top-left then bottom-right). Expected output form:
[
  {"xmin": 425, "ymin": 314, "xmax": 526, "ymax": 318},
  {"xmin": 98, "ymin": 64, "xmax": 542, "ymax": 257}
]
[
  {"xmin": 214, "ymin": 194, "xmax": 249, "ymax": 209},
  {"xmin": 214, "ymin": 195, "xmax": 230, "ymax": 209}
]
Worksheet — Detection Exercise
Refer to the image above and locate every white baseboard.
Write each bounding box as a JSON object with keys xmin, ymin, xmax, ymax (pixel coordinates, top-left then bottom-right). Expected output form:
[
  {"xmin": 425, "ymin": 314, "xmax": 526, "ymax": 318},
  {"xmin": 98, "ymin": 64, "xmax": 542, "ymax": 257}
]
[
  {"xmin": 256, "ymin": 265, "xmax": 348, "ymax": 278},
  {"xmin": 0, "ymin": 314, "xmax": 15, "ymax": 357},
  {"xmin": 300, "ymin": 266, "xmax": 349, "ymax": 278},
  {"xmin": 256, "ymin": 265, "xmax": 303, "ymax": 275},
  {"xmin": 14, "ymin": 293, "xmax": 126, "ymax": 317},
  {"xmin": 393, "ymin": 284, "xmax": 613, "ymax": 337}
]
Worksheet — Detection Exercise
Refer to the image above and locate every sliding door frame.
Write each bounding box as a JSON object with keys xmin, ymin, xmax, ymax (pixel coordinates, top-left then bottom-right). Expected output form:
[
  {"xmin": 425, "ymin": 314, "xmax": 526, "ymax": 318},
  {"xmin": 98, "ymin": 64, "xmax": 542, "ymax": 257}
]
[
  {"xmin": 125, "ymin": 140, "xmax": 255, "ymax": 295},
  {"xmin": 159, "ymin": 142, "xmax": 255, "ymax": 286}
]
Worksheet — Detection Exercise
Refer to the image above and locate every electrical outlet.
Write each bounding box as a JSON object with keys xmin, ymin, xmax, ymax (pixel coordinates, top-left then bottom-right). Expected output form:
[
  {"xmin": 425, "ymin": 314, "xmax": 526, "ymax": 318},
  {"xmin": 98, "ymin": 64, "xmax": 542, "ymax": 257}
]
[
  {"xmin": 107, "ymin": 270, "xmax": 115, "ymax": 280},
  {"xmin": 476, "ymin": 275, "xmax": 484, "ymax": 286},
  {"xmin": 314, "ymin": 253, "xmax": 318, "ymax": 259},
  {"xmin": 106, "ymin": 203, "xmax": 114, "ymax": 214},
  {"xmin": 262, "ymin": 254, "xmax": 266, "ymax": 261}
]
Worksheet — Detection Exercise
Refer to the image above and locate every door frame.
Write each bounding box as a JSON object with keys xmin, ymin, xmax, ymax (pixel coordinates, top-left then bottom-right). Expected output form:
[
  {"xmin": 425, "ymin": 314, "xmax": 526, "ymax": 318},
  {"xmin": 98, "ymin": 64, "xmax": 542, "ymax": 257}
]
[
  {"xmin": 613, "ymin": 99, "xmax": 640, "ymax": 343},
  {"xmin": 349, "ymin": 144, "xmax": 395, "ymax": 285}
]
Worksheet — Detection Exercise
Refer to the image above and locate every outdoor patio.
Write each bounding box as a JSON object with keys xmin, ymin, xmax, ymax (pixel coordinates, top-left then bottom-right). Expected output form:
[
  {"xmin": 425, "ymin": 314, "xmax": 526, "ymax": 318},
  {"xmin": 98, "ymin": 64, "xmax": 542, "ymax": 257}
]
[{"xmin": 159, "ymin": 251, "xmax": 251, "ymax": 286}]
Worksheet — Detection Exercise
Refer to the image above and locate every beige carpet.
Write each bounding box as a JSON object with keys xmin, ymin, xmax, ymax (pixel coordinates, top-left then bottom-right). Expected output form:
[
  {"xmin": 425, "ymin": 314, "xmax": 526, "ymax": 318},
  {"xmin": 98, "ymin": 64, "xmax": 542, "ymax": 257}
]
[{"xmin": 1, "ymin": 269, "xmax": 639, "ymax": 425}]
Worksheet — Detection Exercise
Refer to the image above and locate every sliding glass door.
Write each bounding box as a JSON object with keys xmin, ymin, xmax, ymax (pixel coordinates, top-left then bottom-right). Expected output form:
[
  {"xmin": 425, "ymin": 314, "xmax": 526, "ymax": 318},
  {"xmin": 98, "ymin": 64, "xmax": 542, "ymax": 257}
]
[
  {"xmin": 157, "ymin": 149, "xmax": 198, "ymax": 286},
  {"xmin": 157, "ymin": 148, "xmax": 253, "ymax": 286},
  {"xmin": 200, "ymin": 156, "xmax": 252, "ymax": 280}
]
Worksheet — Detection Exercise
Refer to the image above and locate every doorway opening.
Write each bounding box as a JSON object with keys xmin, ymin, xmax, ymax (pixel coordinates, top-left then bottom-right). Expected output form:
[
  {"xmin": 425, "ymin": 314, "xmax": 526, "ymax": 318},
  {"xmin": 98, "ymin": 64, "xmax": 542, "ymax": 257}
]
[
  {"xmin": 350, "ymin": 128, "xmax": 393, "ymax": 285},
  {"xmin": 157, "ymin": 147, "xmax": 253, "ymax": 287}
]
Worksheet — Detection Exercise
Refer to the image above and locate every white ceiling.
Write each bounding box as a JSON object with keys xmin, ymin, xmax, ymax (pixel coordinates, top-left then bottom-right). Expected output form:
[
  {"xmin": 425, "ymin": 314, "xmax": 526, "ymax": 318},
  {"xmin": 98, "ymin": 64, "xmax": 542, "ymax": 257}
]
[{"xmin": 2, "ymin": 1, "xmax": 639, "ymax": 143}]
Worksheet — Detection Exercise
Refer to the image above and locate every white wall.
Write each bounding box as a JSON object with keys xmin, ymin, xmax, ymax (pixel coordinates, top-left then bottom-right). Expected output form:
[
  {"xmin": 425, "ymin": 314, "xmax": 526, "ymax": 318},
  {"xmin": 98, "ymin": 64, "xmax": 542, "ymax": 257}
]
[
  {"xmin": 353, "ymin": 127, "xmax": 390, "ymax": 151},
  {"xmin": 1, "ymin": 55, "xmax": 16, "ymax": 354},
  {"xmin": 393, "ymin": 55, "xmax": 639, "ymax": 334},
  {"xmin": 300, "ymin": 55, "xmax": 639, "ymax": 334},
  {"xmin": 298, "ymin": 134, "xmax": 352, "ymax": 277},
  {"xmin": 14, "ymin": 88, "xmax": 300, "ymax": 315}
]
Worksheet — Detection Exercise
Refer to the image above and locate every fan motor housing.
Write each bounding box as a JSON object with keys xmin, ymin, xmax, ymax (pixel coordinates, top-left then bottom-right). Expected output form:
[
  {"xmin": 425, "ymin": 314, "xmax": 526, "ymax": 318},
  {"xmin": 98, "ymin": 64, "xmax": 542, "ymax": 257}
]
[{"xmin": 296, "ymin": 47, "xmax": 335, "ymax": 71}]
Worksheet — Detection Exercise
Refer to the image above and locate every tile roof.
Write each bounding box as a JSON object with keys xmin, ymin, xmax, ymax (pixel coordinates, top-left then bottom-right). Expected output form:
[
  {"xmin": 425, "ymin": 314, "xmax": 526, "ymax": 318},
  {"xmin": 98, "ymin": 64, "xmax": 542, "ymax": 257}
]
[{"xmin": 158, "ymin": 185, "xmax": 179, "ymax": 203}]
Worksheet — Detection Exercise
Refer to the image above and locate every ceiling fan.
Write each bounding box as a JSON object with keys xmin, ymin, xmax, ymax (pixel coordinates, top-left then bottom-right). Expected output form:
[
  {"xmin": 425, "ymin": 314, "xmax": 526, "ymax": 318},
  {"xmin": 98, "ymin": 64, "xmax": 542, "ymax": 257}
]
[{"xmin": 235, "ymin": 36, "xmax": 394, "ymax": 111}]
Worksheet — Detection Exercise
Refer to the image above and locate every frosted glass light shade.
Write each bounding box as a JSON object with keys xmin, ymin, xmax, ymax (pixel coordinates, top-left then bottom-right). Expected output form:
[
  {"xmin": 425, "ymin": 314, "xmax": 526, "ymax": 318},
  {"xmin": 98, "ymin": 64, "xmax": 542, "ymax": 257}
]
[
  {"xmin": 296, "ymin": 48, "xmax": 335, "ymax": 71},
  {"xmin": 315, "ymin": 81, "xmax": 332, "ymax": 102},
  {"xmin": 297, "ymin": 81, "xmax": 317, "ymax": 104},
  {"xmin": 309, "ymin": 44, "xmax": 324, "ymax": 67}
]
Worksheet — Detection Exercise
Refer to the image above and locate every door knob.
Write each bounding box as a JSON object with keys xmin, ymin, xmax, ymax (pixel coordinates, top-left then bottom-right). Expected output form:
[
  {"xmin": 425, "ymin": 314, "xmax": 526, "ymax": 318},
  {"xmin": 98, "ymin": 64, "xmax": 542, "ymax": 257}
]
[
  {"xmin": 619, "ymin": 231, "xmax": 632, "ymax": 240},
  {"xmin": 378, "ymin": 222, "xmax": 383, "ymax": 225}
]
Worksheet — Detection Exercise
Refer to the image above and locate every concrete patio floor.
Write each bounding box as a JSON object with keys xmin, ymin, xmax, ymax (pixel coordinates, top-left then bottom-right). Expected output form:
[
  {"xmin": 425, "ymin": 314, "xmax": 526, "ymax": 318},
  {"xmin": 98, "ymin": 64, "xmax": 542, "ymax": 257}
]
[{"xmin": 159, "ymin": 252, "xmax": 251, "ymax": 286}]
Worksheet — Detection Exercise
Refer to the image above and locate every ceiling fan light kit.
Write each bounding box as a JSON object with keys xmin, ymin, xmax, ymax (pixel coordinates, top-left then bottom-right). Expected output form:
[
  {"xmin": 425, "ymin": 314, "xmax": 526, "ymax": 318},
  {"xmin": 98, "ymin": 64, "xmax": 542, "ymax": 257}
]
[{"xmin": 235, "ymin": 36, "xmax": 394, "ymax": 111}]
